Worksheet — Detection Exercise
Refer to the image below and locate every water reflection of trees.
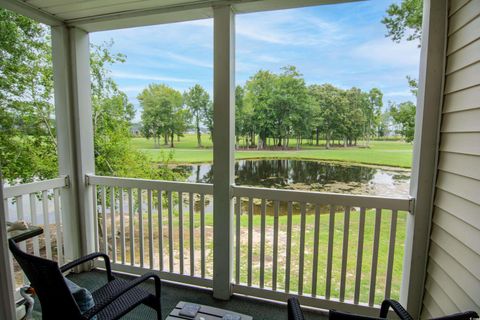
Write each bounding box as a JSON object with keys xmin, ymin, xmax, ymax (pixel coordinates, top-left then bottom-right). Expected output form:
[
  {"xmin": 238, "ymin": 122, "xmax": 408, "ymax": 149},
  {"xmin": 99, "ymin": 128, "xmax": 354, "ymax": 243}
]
[
  {"xmin": 172, "ymin": 160, "xmax": 410, "ymax": 215},
  {"xmin": 288, "ymin": 160, "xmax": 375, "ymax": 185},
  {"xmin": 234, "ymin": 160, "xmax": 376, "ymax": 188},
  {"xmin": 175, "ymin": 160, "xmax": 378, "ymax": 188}
]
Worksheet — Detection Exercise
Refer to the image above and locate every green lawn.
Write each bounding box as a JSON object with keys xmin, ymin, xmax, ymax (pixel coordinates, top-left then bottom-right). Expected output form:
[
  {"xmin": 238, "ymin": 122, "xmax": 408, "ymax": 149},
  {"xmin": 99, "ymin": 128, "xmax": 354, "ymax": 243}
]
[{"xmin": 132, "ymin": 135, "xmax": 413, "ymax": 168}]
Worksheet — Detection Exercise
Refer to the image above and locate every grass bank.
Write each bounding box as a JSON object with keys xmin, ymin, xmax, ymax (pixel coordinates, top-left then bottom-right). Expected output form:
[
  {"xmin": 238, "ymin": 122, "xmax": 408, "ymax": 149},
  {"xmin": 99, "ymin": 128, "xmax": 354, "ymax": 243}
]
[{"xmin": 132, "ymin": 135, "xmax": 413, "ymax": 168}]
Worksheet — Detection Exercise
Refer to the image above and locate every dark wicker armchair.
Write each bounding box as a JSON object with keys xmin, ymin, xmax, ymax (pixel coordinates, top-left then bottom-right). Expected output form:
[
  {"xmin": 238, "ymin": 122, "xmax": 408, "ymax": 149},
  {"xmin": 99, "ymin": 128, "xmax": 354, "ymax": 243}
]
[
  {"xmin": 287, "ymin": 297, "xmax": 478, "ymax": 320},
  {"xmin": 9, "ymin": 239, "xmax": 161, "ymax": 320}
]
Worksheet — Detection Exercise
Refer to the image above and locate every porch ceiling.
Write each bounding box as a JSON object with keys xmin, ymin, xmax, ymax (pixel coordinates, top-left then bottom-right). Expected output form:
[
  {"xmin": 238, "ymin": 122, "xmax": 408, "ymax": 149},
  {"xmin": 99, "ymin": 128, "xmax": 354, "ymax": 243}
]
[{"xmin": 1, "ymin": 0, "xmax": 359, "ymax": 31}]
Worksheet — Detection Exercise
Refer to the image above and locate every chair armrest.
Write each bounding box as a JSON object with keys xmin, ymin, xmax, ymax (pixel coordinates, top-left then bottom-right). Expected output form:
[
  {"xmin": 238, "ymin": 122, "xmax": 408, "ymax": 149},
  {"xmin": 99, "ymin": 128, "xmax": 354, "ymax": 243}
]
[
  {"xmin": 379, "ymin": 299, "xmax": 413, "ymax": 320},
  {"xmin": 288, "ymin": 297, "xmax": 305, "ymax": 320},
  {"xmin": 430, "ymin": 311, "xmax": 479, "ymax": 320},
  {"xmin": 82, "ymin": 273, "xmax": 161, "ymax": 319},
  {"xmin": 60, "ymin": 253, "xmax": 113, "ymax": 281}
]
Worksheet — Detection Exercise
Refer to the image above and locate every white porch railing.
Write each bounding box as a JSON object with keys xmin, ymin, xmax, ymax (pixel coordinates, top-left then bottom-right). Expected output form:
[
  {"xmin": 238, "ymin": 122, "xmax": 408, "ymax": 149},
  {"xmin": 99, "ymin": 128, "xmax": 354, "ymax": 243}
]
[
  {"xmin": 87, "ymin": 174, "xmax": 214, "ymax": 288},
  {"xmin": 88, "ymin": 174, "xmax": 413, "ymax": 314},
  {"xmin": 3, "ymin": 176, "xmax": 69, "ymax": 290},
  {"xmin": 231, "ymin": 186, "xmax": 412, "ymax": 314}
]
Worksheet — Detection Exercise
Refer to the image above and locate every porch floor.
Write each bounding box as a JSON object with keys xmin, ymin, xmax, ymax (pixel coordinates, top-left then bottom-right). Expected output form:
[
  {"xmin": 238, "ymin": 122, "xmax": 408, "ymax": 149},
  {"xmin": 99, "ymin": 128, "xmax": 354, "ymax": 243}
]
[{"xmin": 33, "ymin": 269, "xmax": 327, "ymax": 319}]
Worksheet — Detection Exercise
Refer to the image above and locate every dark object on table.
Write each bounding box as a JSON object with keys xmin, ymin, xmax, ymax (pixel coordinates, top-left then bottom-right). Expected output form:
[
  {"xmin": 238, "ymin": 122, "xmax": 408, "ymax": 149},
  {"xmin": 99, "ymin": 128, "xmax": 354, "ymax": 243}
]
[
  {"xmin": 167, "ymin": 301, "xmax": 252, "ymax": 320},
  {"xmin": 9, "ymin": 239, "xmax": 162, "ymax": 320},
  {"xmin": 179, "ymin": 303, "xmax": 200, "ymax": 317},
  {"xmin": 287, "ymin": 297, "xmax": 479, "ymax": 320}
]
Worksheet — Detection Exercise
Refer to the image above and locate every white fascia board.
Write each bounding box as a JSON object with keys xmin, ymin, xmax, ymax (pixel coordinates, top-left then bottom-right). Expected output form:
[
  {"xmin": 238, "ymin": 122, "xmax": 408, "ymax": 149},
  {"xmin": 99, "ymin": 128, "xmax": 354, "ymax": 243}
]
[
  {"xmin": 68, "ymin": 0, "xmax": 359, "ymax": 33},
  {"xmin": 234, "ymin": 0, "xmax": 362, "ymax": 14},
  {"xmin": 73, "ymin": 7, "xmax": 213, "ymax": 33},
  {"xmin": 0, "ymin": 0, "xmax": 63, "ymax": 26}
]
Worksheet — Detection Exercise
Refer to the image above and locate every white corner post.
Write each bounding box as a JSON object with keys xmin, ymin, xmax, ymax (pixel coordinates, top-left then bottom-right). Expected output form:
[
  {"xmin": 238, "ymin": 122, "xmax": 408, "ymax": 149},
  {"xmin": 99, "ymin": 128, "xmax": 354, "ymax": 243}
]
[
  {"xmin": 212, "ymin": 5, "xmax": 235, "ymax": 300},
  {"xmin": 51, "ymin": 26, "xmax": 96, "ymax": 261},
  {"xmin": 0, "ymin": 170, "xmax": 16, "ymax": 320},
  {"xmin": 400, "ymin": 0, "xmax": 447, "ymax": 317}
]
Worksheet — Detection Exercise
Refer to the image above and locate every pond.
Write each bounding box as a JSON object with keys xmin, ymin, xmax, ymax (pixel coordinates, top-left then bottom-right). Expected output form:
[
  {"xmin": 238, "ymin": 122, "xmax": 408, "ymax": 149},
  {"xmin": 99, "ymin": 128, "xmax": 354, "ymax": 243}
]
[{"xmin": 173, "ymin": 159, "xmax": 410, "ymax": 197}]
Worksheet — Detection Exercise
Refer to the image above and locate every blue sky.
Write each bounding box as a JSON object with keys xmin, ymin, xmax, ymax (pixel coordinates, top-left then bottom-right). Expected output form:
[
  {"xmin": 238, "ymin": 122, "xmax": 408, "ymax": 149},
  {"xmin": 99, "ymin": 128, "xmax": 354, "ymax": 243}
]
[{"xmin": 90, "ymin": 0, "xmax": 420, "ymax": 122}]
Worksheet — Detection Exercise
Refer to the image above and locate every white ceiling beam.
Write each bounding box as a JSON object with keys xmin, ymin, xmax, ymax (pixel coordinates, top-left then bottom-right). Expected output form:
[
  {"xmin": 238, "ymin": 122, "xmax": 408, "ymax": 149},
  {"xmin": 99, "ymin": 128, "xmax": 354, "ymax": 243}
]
[
  {"xmin": 234, "ymin": 0, "xmax": 361, "ymax": 14},
  {"xmin": 65, "ymin": 0, "xmax": 221, "ymax": 32},
  {"xmin": 68, "ymin": 0, "xmax": 360, "ymax": 32},
  {"xmin": 0, "ymin": 0, "xmax": 63, "ymax": 26},
  {"xmin": 1, "ymin": 0, "xmax": 360, "ymax": 32},
  {"xmin": 73, "ymin": 6, "xmax": 213, "ymax": 32}
]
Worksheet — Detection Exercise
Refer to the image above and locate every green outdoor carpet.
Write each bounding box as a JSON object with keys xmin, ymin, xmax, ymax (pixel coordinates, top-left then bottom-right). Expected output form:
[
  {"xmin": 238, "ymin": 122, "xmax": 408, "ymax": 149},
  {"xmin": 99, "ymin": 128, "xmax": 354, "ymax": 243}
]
[{"xmin": 32, "ymin": 269, "xmax": 328, "ymax": 319}]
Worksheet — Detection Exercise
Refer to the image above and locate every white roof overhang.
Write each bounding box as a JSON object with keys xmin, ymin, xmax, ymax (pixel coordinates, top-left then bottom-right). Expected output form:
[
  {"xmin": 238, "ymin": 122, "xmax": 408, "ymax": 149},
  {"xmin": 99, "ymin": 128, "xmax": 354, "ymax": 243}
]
[{"xmin": 0, "ymin": 0, "xmax": 359, "ymax": 32}]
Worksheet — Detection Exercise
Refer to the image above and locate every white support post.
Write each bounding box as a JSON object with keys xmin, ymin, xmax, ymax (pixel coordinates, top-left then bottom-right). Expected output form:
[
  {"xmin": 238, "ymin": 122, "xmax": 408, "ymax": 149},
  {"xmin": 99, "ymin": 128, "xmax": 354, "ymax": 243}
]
[
  {"xmin": 212, "ymin": 5, "xmax": 235, "ymax": 300},
  {"xmin": 401, "ymin": 0, "xmax": 447, "ymax": 317},
  {"xmin": 51, "ymin": 26, "xmax": 96, "ymax": 261},
  {"xmin": 0, "ymin": 170, "xmax": 16, "ymax": 320}
]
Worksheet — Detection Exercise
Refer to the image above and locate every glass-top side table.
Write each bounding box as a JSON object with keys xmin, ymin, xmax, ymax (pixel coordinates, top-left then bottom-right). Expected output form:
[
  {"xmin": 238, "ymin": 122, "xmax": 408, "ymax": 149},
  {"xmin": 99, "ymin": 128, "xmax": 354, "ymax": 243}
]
[{"xmin": 7, "ymin": 222, "xmax": 43, "ymax": 243}]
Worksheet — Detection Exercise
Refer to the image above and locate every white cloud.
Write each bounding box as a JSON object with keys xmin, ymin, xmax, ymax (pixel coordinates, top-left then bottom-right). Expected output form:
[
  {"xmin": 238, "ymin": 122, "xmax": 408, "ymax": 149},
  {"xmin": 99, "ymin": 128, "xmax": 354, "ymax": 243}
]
[
  {"xmin": 182, "ymin": 19, "xmax": 212, "ymax": 28},
  {"xmin": 112, "ymin": 71, "xmax": 197, "ymax": 83},
  {"xmin": 235, "ymin": 10, "xmax": 344, "ymax": 47},
  {"xmin": 352, "ymin": 38, "xmax": 420, "ymax": 67},
  {"xmin": 165, "ymin": 52, "xmax": 213, "ymax": 69},
  {"xmin": 384, "ymin": 90, "xmax": 413, "ymax": 97},
  {"xmin": 257, "ymin": 54, "xmax": 283, "ymax": 63},
  {"xmin": 119, "ymin": 85, "xmax": 146, "ymax": 93},
  {"xmin": 236, "ymin": 24, "xmax": 288, "ymax": 45}
]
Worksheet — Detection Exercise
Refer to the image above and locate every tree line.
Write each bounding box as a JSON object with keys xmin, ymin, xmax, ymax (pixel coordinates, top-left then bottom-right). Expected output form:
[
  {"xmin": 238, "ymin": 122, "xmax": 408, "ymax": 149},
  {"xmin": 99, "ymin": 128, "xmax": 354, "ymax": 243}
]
[
  {"xmin": 139, "ymin": 65, "xmax": 416, "ymax": 149},
  {"xmin": 139, "ymin": 0, "xmax": 422, "ymax": 150},
  {"xmin": 238, "ymin": 66, "xmax": 384, "ymax": 149}
]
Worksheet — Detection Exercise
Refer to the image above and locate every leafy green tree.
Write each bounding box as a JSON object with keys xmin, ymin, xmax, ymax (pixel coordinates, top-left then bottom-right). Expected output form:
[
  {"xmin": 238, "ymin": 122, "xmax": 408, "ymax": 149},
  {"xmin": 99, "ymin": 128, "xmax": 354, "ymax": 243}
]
[
  {"xmin": 343, "ymin": 87, "xmax": 367, "ymax": 146},
  {"xmin": 243, "ymin": 66, "xmax": 309, "ymax": 149},
  {"xmin": 79, "ymin": 42, "xmax": 163, "ymax": 179},
  {"xmin": 308, "ymin": 84, "xmax": 345, "ymax": 149},
  {"xmin": 406, "ymin": 75, "xmax": 418, "ymax": 97},
  {"xmin": 235, "ymin": 85, "xmax": 245, "ymax": 146},
  {"xmin": 93, "ymin": 92, "xmax": 158, "ymax": 178},
  {"xmin": 0, "ymin": 9, "xmax": 56, "ymax": 182},
  {"xmin": 239, "ymin": 98, "xmax": 255, "ymax": 147},
  {"xmin": 368, "ymin": 88, "xmax": 383, "ymax": 144},
  {"xmin": 138, "ymin": 84, "xmax": 189, "ymax": 148},
  {"xmin": 390, "ymin": 101, "xmax": 416, "ymax": 142},
  {"xmin": 203, "ymin": 101, "xmax": 214, "ymax": 139},
  {"xmin": 381, "ymin": 0, "xmax": 423, "ymax": 103},
  {"xmin": 376, "ymin": 109, "xmax": 392, "ymax": 138},
  {"xmin": 244, "ymin": 70, "xmax": 277, "ymax": 149},
  {"xmin": 310, "ymin": 96, "xmax": 324, "ymax": 146},
  {"xmin": 0, "ymin": 9, "xmax": 167, "ymax": 182},
  {"xmin": 382, "ymin": 0, "xmax": 422, "ymax": 120},
  {"xmin": 183, "ymin": 84, "xmax": 210, "ymax": 147},
  {"xmin": 172, "ymin": 107, "xmax": 191, "ymax": 144},
  {"xmin": 275, "ymin": 66, "xmax": 309, "ymax": 149},
  {"xmin": 382, "ymin": 0, "xmax": 423, "ymax": 44}
]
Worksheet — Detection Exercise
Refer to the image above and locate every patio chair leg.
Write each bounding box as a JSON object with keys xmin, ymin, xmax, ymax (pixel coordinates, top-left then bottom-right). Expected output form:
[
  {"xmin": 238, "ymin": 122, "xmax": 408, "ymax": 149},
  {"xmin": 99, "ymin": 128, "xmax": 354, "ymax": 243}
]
[{"xmin": 156, "ymin": 303, "xmax": 162, "ymax": 320}]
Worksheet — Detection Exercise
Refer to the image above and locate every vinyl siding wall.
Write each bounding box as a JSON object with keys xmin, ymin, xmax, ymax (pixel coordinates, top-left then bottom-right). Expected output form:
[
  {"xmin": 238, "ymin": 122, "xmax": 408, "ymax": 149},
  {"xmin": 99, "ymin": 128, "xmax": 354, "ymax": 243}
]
[{"xmin": 421, "ymin": 0, "xmax": 480, "ymax": 317}]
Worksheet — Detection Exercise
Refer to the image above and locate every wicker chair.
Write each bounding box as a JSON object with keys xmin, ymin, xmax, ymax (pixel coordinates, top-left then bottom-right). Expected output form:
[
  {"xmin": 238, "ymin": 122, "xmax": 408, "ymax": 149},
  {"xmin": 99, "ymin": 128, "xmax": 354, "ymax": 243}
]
[
  {"xmin": 9, "ymin": 239, "xmax": 161, "ymax": 320},
  {"xmin": 287, "ymin": 297, "xmax": 478, "ymax": 320}
]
